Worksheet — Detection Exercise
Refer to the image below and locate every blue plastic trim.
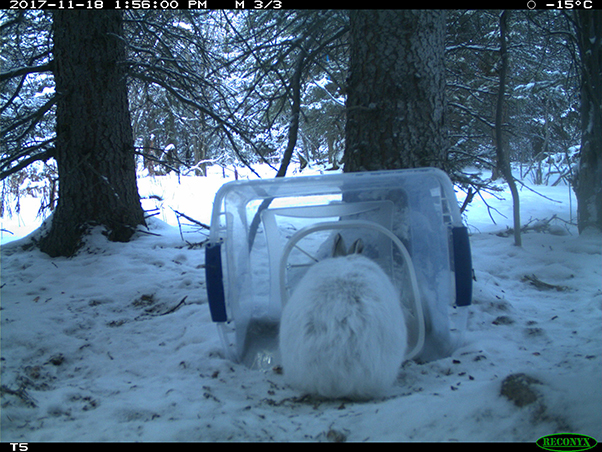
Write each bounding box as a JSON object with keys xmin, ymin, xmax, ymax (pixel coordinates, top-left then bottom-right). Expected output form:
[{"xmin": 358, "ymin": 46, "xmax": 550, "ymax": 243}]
[
  {"xmin": 205, "ymin": 241, "xmax": 228, "ymax": 322},
  {"xmin": 452, "ymin": 227, "xmax": 473, "ymax": 307}
]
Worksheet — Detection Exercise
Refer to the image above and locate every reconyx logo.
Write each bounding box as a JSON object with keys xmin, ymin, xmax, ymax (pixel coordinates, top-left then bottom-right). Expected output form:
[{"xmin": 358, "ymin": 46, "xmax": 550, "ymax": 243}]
[{"xmin": 537, "ymin": 433, "xmax": 598, "ymax": 452}]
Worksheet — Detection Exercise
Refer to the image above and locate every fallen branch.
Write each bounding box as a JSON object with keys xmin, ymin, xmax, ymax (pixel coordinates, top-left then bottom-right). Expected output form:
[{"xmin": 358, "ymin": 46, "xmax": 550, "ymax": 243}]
[
  {"xmin": 158, "ymin": 296, "xmax": 188, "ymax": 316},
  {"xmin": 0, "ymin": 384, "xmax": 38, "ymax": 408},
  {"xmin": 496, "ymin": 215, "xmax": 570, "ymax": 237},
  {"xmin": 521, "ymin": 274, "xmax": 569, "ymax": 292},
  {"xmin": 172, "ymin": 208, "xmax": 210, "ymax": 230}
]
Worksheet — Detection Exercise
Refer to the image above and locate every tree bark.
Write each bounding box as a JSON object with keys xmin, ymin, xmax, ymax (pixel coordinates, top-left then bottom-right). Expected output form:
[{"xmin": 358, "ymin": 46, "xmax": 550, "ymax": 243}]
[
  {"xmin": 574, "ymin": 11, "xmax": 602, "ymax": 234},
  {"xmin": 39, "ymin": 11, "xmax": 145, "ymax": 257},
  {"xmin": 344, "ymin": 10, "xmax": 447, "ymax": 172}
]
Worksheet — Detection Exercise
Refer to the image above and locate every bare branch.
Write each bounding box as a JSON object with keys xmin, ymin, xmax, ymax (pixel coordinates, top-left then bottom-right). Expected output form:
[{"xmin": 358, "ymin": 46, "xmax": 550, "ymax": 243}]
[
  {"xmin": 0, "ymin": 60, "xmax": 54, "ymax": 83},
  {"xmin": 0, "ymin": 149, "xmax": 54, "ymax": 181}
]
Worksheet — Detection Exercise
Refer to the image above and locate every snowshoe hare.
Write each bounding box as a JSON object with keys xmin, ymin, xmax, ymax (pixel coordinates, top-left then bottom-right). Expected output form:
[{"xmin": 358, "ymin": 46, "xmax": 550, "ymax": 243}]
[{"xmin": 279, "ymin": 233, "xmax": 407, "ymax": 399}]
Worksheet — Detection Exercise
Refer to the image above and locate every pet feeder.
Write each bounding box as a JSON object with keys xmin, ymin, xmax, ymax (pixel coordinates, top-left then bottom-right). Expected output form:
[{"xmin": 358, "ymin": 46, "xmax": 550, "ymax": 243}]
[{"xmin": 205, "ymin": 168, "xmax": 472, "ymax": 370}]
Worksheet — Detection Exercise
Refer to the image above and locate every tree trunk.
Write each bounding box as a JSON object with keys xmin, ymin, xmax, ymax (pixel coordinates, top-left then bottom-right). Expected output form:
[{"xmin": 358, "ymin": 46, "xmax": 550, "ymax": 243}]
[
  {"xmin": 495, "ymin": 11, "xmax": 521, "ymax": 247},
  {"xmin": 247, "ymin": 50, "xmax": 306, "ymax": 252},
  {"xmin": 574, "ymin": 11, "xmax": 602, "ymax": 234},
  {"xmin": 39, "ymin": 11, "xmax": 145, "ymax": 257},
  {"xmin": 344, "ymin": 10, "xmax": 447, "ymax": 172}
]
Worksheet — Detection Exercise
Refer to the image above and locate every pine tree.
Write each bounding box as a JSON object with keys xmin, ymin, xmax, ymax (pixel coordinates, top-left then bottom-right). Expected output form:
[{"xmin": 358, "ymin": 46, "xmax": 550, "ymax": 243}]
[
  {"xmin": 574, "ymin": 10, "xmax": 602, "ymax": 233},
  {"xmin": 39, "ymin": 11, "xmax": 145, "ymax": 257}
]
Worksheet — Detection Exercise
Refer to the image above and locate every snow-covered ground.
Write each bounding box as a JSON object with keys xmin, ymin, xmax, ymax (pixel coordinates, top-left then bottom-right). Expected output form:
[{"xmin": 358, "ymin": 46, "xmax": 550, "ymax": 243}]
[{"xmin": 1, "ymin": 165, "xmax": 600, "ymax": 442}]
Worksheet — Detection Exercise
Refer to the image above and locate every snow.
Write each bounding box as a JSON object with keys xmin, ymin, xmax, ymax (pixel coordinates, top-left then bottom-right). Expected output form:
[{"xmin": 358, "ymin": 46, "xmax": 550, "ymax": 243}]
[{"xmin": 1, "ymin": 164, "xmax": 600, "ymax": 442}]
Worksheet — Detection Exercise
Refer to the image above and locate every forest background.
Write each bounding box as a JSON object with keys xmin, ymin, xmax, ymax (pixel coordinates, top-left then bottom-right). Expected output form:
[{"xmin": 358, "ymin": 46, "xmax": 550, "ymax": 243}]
[{"xmin": 0, "ymin": 9, "xmax": 600, "ymax": 255}]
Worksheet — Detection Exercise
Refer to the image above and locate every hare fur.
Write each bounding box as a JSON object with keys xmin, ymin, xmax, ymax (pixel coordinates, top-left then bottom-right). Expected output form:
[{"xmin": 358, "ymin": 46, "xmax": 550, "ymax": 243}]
[{"xmin": 279, "ymin": 234, "xmax": 407, "ymax": 399}]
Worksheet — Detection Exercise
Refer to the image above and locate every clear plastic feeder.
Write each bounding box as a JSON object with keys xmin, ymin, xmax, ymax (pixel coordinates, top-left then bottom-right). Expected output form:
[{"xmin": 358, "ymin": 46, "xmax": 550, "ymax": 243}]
[{"xmin": 205, "ymin": 168, "xmax": 472, "ymax": 370}]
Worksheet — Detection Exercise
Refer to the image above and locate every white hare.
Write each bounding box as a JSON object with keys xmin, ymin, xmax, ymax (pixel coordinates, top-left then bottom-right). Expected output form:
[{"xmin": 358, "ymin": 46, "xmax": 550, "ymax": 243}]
[{"xmin": 279, "ymin": 233, "xmax": 407, "ymax": 400}]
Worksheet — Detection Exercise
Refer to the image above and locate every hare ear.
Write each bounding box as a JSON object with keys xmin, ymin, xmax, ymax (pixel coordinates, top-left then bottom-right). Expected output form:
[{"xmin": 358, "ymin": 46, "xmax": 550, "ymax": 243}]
[
  {"xmin": 349, "ymin": 238, "xmax": 364, "ymax": 255},
  {"xmin": 333, "ymin": 233, "xmax": 348, "ymax": 257}
]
